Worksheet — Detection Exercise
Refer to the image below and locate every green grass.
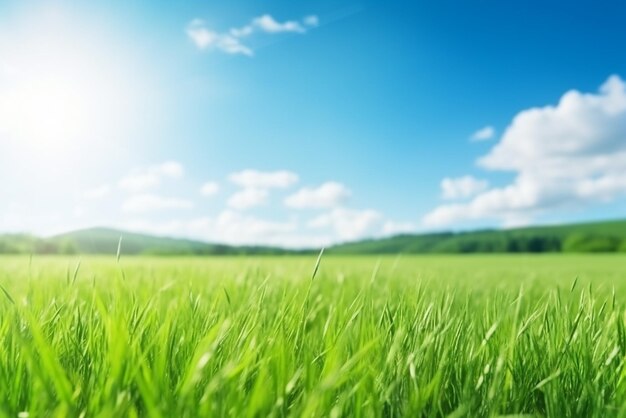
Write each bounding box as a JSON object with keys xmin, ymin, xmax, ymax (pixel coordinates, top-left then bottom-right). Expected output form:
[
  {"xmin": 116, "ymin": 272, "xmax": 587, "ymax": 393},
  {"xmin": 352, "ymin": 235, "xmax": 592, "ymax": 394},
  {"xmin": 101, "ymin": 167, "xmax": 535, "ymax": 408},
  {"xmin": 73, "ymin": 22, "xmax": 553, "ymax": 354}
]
[{"xmin": 1, "ymin": 254, "xmax": 626, "ymax": 417}]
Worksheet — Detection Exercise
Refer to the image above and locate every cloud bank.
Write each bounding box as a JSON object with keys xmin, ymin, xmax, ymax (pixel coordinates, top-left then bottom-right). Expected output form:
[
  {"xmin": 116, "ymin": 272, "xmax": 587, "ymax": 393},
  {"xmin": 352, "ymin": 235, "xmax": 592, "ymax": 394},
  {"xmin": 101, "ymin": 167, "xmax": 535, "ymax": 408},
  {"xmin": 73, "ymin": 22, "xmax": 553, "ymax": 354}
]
[
  {"xmin": 425, "ymin": 75, "xmax": 626, "ymax": 228},
  {"xmin": 285, "ymin": 182, "xmax": 351, "ymax": 209},
  {"xmin": 74, "ymin": 164, "xmax": 415, "ymax": 247}
]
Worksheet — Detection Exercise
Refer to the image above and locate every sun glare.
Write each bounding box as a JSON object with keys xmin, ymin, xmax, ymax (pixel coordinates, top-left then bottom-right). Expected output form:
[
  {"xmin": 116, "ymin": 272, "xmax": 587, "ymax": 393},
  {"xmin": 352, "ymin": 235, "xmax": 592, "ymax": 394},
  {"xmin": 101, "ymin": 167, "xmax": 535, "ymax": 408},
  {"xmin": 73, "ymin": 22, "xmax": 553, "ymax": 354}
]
[
  {"xmin": 0, "ymin": 7, "xmax": 142, "ymax": 157},
  {"xmin": 5, "ymin": 71, "xmax": 95, "ymax": 147}
]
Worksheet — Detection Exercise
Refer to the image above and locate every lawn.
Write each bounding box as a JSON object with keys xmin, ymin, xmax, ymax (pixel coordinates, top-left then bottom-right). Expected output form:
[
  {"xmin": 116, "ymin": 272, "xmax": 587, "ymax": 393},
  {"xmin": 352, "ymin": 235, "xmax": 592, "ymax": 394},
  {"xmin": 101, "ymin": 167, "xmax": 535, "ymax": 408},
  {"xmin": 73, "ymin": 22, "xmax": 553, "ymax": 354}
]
[{"xmin": 0, "ymin": 254, "xmax": 625, "ymax": 417}]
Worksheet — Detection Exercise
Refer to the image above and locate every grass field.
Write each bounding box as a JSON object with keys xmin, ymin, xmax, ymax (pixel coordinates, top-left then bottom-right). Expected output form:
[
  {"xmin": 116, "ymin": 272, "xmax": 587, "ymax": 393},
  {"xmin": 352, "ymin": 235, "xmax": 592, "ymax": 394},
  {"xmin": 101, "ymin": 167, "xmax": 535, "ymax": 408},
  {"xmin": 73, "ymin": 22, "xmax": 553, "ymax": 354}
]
[{"xmin": 1, "ymin": 254, "xmax": 626, "ymax": 417}]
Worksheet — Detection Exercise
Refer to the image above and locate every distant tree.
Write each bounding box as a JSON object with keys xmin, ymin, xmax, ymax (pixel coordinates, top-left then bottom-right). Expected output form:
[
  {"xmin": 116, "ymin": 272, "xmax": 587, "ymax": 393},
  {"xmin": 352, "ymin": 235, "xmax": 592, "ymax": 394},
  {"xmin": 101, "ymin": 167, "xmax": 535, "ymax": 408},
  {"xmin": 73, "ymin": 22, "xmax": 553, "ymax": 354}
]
[
  {"xmin": 57, "ymin": 239, "xmax": 78, "ymax": 255},
  {"xmin": 563, "ymin": 233, "xmax": 620, "ymax": 253},
  {"xmin": 34, "ymin": 240, "xmax": 60, "ymax": 254},
  {"xmin": 0, "ymin": 240, "xmax": 20, "ymax": 254}
]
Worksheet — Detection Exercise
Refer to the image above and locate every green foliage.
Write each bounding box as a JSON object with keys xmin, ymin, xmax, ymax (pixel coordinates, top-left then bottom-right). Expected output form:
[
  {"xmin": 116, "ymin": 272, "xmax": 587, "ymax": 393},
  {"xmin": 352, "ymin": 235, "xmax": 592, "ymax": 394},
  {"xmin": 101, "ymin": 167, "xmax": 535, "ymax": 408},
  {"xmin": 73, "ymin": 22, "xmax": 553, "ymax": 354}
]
[
  {"xmin": 562, "ymin": 233, "xmax": 621, "ymax": 253},
  {"xmin": 0, "ymin": 254, "xmax": 626, "ymax": 416},
  {"xmin": 331, "ymin": 219, "xmax": 626, "ymax": 254},
  {"xmin": 0, "ymin": 234, "xmax": 31, "ymax": 253}
]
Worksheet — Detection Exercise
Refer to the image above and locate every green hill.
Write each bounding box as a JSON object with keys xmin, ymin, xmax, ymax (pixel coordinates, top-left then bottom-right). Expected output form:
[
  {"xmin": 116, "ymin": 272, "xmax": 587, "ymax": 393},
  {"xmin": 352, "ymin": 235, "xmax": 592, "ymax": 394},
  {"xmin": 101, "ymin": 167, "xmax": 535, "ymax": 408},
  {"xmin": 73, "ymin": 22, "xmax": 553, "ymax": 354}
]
[
  {"xmin": 0, "ymin": 227, "xmax": 287, "ymax": 256},
  {"xmin": 3, "ymin": 219, "xmax": 626, "ymax": 255},
  {"xmin": 328, "ymin": 219, "xmax": 626, "ymax": 254},
  {"xmin": 53, "ymin": 227, "xmax": 291, "ymax": 255}
]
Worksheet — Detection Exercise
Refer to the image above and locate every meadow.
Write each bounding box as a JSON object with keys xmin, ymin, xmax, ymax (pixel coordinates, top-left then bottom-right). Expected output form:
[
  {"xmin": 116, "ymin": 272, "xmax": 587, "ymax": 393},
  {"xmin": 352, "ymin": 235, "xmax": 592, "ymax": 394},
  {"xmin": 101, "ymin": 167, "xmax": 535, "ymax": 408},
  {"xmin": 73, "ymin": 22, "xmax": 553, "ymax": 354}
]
[{"xmin": 1, "ymin": 254, "xmax": 626, "ymax": 417}]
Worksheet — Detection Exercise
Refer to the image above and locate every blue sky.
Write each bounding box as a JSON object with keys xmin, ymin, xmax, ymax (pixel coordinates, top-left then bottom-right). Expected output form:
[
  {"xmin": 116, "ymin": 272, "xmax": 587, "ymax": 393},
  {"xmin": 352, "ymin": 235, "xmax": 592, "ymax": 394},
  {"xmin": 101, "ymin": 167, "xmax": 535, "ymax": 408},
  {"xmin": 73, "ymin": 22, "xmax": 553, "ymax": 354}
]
[{"xmin": 1, "ymin": 0, "xmax": 626, "ymax": 247}]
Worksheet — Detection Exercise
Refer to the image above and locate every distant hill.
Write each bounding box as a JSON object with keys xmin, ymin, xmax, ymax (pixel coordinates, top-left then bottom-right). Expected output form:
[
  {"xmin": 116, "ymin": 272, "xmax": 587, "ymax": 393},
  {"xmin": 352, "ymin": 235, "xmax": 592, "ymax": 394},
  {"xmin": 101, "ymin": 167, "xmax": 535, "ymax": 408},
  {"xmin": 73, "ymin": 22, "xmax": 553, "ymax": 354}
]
[
  {"xmin": 328, "ymin": 219, "xmax": 626, "ymax": 254},
  {"xmin": 2, "ymin": 219, "xmax": 626, "ymax": 255},
  {"xmin": 0, "ymin": 227, "xmax": 289, "ymax": 256}
]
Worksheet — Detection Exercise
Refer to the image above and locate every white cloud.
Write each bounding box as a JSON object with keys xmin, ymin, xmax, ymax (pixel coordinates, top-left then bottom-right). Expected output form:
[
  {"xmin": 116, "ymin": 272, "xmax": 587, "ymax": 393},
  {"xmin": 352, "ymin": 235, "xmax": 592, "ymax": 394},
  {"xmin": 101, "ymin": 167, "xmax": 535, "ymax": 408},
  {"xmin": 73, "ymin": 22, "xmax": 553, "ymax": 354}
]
[
  {"xmin": 382, "ymin": 220, "xmax": 417, "ymax": 236},
  {"xmin": 120, "ymin": 217, "xmax": 210, "ymax": 239},
  {"xmin": 118, "ymin": 208, "xmax": 413, "ymax": 247},
  {"xmin": 200, "ymin": 181, "xmax": 220, "ymax": 197},
  {"xmin": 303, "ymin": 15, "xmax": 319, "ymax": 27},
  {"xmin": 122, "ymin": 194, "xmax": 193, "ymax": 213},
  {"xmin": 481, "ymin": 76, "xmax": 626, "ymax": 171},
  {"xmin": 120, "ymin": 212, "xmax": 332, "ymax": 248},
  {"xmin": 187, "ymin": 14, "xmax": 318, "ymax": 56},
  {"xmin": 213, "ymin": 210, "xmax": 297, "ymax": 243},
  {"xmin": 119, "ymin": 173, "xmax": 159, "ymax": 192},
  {"xmin": 84, "ymin": 184, "xmax": 111, "ymax": 200},
  {"xmin": 186, "ymin": 20, "xmax": 253, "ymax": 56},
  {"xmin": 225, "ymin": 170, "xmax": 299, "ymax": 211},
  {"xmin": 424, "ymin": 75, "xmax": 626, "ymax": 228},
  {"xmin": 229, "ymin": 169, "xmax": 298, "ymax": 189},
  {"xmin": 230, "ymin": 25, "xmax": 254, "ymax": 38},
  {"xmin": 577, "ymin": 174, "xmax": 626, "ymax": 201},
  {"xmin": 231, "ymin": 14, "xmax": 317, "ymax": 37},
  {"xmin": 251, "ymin": 15, "xmax": 306, "ymax": 34},
  {"xmin": 441, "ymin": 176, "xmax": 489, "ymax": 200},
  {"xmin": 159, "ymin": 161, "xmax": 185, "ymax": 178},
  {"xmin": 470, "ymin": 125, "xmax": 496, "ymax": 141},
  {"xmin": 227, "ymin": 188, "xmax": 268, "ymax": 210},
  {"xmin": 285, "ymin": 181, "xmax": 351, "ymax": 209},
  {"xmin": 308, "ymin": 208, "xmax": 383, "ymax": 241},
  {"xmin": 119, "ymin": 161, "xmax": 184, "ymax": 192}
]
